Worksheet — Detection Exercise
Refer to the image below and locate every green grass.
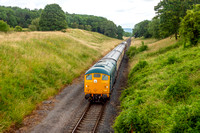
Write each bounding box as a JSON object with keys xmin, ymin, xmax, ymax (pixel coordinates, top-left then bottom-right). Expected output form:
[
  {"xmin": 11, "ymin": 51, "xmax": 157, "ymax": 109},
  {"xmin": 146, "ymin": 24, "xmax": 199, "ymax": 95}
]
[
  {"xmin": 114, "ymin": 40, "xmax": 200, "ymax": 132},
  {"xmin": 0, "ymin": 30, "xmax": 121, "ymax": 132}
]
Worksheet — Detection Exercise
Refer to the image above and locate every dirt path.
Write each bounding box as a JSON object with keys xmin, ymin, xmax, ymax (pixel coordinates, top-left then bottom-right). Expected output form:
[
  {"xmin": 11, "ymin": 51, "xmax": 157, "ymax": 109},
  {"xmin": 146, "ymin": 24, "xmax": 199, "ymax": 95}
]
[{"xmin": 15, "ymin": 39, "xmax": 131, "ymax": 133}]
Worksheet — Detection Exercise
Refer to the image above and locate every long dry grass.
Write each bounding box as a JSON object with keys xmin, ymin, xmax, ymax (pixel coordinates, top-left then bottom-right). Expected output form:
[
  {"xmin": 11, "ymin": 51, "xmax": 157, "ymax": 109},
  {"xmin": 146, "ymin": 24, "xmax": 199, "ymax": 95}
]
[{"xmin": 0, "ymin": 29, "xmax": 122, "ymax": 132}]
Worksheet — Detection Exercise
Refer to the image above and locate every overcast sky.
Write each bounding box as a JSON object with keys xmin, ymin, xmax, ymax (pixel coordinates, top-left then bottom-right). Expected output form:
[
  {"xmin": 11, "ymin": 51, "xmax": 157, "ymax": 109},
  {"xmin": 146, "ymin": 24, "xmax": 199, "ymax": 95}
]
[{"xmin": 0, "ymin": 0, "xmax": 160, "ymax": 28}]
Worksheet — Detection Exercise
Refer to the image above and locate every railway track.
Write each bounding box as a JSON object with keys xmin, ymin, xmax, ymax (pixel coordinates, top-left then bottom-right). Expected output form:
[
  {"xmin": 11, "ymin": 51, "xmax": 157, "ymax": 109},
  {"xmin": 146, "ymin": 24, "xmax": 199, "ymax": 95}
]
[{"xmin": 71, "ymin": 102, "xmax": 105, "ymax": 133}]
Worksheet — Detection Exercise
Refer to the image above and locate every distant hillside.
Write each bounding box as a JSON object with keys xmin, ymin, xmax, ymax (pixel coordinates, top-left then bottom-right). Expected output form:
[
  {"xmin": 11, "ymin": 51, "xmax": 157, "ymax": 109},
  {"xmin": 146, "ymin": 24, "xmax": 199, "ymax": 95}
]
[{"xmin": 123, "ymin": 28, "xmax": 132, "ymax": 33}]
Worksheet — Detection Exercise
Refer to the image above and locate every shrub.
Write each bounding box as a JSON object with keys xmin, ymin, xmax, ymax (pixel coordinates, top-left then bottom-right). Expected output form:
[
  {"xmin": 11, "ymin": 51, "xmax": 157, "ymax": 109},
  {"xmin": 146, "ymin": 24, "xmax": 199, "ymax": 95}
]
[
  {"xmin": 126, "ymin": 46, "xmax": 137, "ymax": 58},
  {"xmin": 114, "ymin": 107, "xmax": 150, "ymax": 133},
  {"xmin": 171, "ymin": 103, "xmax": 200, "ymax": 132},
  {"xmin": 61, "ymin": 29, "xmax": 66, "ymax": 33},
  {"xmin": 0, "ymin": 20, "xmax": 10, "ymax": 32},
  {"xmin": 14, "ymin": 26, "xmax": 23, "ymax": 32},
  {"xmin": 129, "ymin": 60, "xmax": 148, "ymax": 75},
  {"xmin": 165, "ymin": 75, "xmax": 192, "ymax": 102},
  {"xmin": 138, "ymin": 41, "xmax": 148, "ymax": 52},
  {"xmin": 28, "ymin": 25, "xmax": 37, "ymax": 31},
  {"xmin": 163, "ymin": 55, "xmax": 181, "ymax": 65}
]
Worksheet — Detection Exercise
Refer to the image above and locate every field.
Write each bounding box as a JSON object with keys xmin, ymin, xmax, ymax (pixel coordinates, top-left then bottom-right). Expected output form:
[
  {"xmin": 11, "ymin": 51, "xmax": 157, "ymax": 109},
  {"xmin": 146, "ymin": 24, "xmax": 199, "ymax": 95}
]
[
  {"xmin": 0, "ymin": 29, "xmax": 122, "ymax": 132},
  {"xmin": 114, "ymin": 37, "xmax": 200, "ymax": 132}
]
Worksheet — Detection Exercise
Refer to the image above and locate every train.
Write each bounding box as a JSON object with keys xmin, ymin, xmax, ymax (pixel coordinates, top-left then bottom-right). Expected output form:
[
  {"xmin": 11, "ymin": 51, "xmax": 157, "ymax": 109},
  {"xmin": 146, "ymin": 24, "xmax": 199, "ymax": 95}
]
[{"xmin": 84, "ymin": 39, "xmax": 130, "ymax": 102}]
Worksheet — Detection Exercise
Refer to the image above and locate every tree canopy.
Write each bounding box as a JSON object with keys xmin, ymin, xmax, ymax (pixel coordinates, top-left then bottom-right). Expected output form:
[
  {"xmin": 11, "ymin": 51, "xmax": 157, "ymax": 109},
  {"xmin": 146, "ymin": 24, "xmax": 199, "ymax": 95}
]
[
  {"xmin": 180, "ymin": 4, "xmax": 200, "ymax": 46},
  {"xmin": 66, "ymin": 13, "xmax": 123, "ymax": 38},
  {"xmin": 132, "ymin": 20, "xmax": 151, "ymax": 38},
  {"xmin": 39, "ymin": 4, "xmax": 67, "ymax": 31},
  {"xmin": 0, "ymin": 6, "xmax": 42, "ymax": 28}
]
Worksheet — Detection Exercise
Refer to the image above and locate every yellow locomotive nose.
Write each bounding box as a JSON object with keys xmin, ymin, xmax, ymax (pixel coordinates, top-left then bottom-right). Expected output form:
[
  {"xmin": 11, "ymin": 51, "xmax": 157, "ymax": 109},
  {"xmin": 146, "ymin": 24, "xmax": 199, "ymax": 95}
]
[{"xmin": 84, "ymin": 73, "xmax": 110, "ymax": 99}]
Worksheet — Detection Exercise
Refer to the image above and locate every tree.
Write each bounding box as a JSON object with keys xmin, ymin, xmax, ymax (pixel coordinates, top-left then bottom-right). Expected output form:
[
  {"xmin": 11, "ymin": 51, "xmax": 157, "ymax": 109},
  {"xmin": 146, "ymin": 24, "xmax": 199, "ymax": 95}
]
[
  {"xmin": 0, "ymin": 20, "xmax": 10, "ymax": 32},
  {"xmin": 180, "ymin": 4, "xmax": 200, "ymax": 46},
  {"xmin": 154, "ymin": 0, "xmax": 200, "ymax": 39},
  {"xmin": 117, "ymin": 25, "xmax": 124, "ymax": 40},
  {"xmin": 39, "ymin": 4, "xmax": 67, "ymax": 31},
  {"xmin": 29, "ymin": 18, "xmax": 40, "ymax": 31},
  {"xmin": 132, "ymin": 20, "xmax": 151, "ymax": 38},
  {"xmin": 148, "ymin": 18, "xmax": 161, "ymax": 39}
]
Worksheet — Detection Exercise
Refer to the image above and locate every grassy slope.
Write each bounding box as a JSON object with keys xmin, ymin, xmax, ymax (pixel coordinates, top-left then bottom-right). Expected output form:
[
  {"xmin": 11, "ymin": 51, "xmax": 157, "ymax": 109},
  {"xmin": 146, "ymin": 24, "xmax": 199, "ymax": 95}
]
[
  {"xmin": 0, "ymin": 29, "xmax": 122, "ymax": 132},
  {"xmin": 114, "ymin": 37, "xmax": 200, "ymax": 132}
]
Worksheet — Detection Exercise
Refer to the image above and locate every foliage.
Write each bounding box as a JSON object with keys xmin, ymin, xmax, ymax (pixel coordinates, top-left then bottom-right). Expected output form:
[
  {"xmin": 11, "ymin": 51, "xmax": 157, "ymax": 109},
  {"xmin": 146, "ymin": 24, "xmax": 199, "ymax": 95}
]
[
  {"xmin": 137, "ymin": 41, "xmax": 148, "ymax": 52},
  {"xmin": 126, "ymin": 46, "xmax": 137, "ymax": 58},
  {"xmin": 29, "ymin": 18, "xmax": 40, "ymax": 31},
  {"xmin": 117, "ymin": 25, "xmax": 124, "ymax": 39},
  {"xmin": 180, "ymin": 4, "xmax": 200, "ymax": 46},
  {"xmin": 148, "ymin": 18, "xmax": 161, "ymax": 39},
  {"xmin": 154, "ymin": 0, "xmax": 200, "ymax": 39},
  {"xmin": 0, "ymin": 6, "xmax": 42, "ymax": 28},
  {"xmin": 123, "ymin": 32, "xmax": 132, "ymax": 37},
  {"xmin": 0, "ymin": 20, "xmax": 10, "ymax": 32},
  {"xmin": 164, "ymin": 75, "xmax": 192, "ymax": 102},
  {"xmin": 66, "ymin": 13, "xmax": 123, "ymax": 38},
  {"xmin": 127, "ymin": 41, "xmax": 148, "ymax": 58},
  {"xmin": 14, "ymin": 26, "xmax": 22, "ymax": 32},
  {"xmin": 114, "ymin": 39, "xmax": 200, "ymax": 132},
  {"xmin": 39, "ymin": 4, "xmax": 67, "ymax": 31},
  {"xmin": 132, "ymin": 20, "xmax": 152, "ymax": 38}
]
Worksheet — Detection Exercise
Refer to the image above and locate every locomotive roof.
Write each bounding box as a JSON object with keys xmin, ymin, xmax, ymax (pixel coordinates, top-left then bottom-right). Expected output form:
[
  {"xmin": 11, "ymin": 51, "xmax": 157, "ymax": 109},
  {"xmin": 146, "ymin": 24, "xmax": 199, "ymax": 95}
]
[{"xmin": 85, "ymin": 59, "xmax": 116, "ymax": 75}]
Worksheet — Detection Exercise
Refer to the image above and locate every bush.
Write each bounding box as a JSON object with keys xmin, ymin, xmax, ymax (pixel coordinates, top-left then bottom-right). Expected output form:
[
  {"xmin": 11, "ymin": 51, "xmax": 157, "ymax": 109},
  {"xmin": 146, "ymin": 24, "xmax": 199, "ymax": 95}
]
[
  {"xmin": 138, "ymin": 41, "xmax": 148, "ymax": 52},
  {"xmin": 28, "ymin": 25, "xmax": 37, "ymax": 31},
  {"xmin": 129, "ymin": 60, "xmax": 148, "ymax": 75},
  {"xmin": 165, "ymin": 75, "xmax": 192, "ymax": 101},
  {"xmin": 61, "ymin": 29, "xmax": 66, "ymax": 33},
  {"xmin": 127, "ymin": 46, "xmax": 137, "ymax": 58},
  {"xmin": 14, "ymin": 26, "xmax": 22, "ymax": 32},
  {"xmin": 171, "ymin": 103, "xmax": 200, "ymax": 132},
  {"xmin": 0, "ymin": 20, "xmax": 10, "ymax": 32},
  {"xmin": 114, "ymin": 107, "xmax": 150, "ymax": 133},
  {"xmin": 126, "ymin": 41, "xmax": 148, "ymax": 58},
  {"xmin": 163, "ymin": 55, "xmax": 181, "ymax": 65}
]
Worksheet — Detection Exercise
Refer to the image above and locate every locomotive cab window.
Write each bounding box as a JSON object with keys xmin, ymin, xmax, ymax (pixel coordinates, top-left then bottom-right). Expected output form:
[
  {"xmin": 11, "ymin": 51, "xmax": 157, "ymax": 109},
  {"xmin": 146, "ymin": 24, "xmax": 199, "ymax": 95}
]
[
  {"xmin": 86, "ymin": 74, "xmax": 92, "ymax": 80},
  {"xmin": 94, "ymin": 74, "xmax": 101, "ymax": 78},
  {"xmin": 102, "ymin": 75, "xmax": 108, "ymax": 80}
]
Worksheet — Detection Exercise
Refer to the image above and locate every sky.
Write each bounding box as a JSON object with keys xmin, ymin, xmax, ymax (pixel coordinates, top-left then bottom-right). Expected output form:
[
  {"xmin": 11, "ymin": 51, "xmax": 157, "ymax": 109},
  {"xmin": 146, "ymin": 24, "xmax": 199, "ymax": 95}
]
[{"xmin": 0, "ymin": 0, "xmax": 160, "ymax": 28}]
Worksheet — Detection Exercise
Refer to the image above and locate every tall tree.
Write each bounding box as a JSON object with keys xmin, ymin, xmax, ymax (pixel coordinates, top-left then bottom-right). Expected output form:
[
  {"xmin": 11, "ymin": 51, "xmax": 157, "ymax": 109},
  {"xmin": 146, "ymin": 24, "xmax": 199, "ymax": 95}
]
[
  {"xmin": 117, "ymin": 25, "xmax": 124, "ymax": 40},
  {"xmin": 132, "ymin": 20, "xmax": 151, "ymax": 38},
  {"xmin": 180, "ymin": 4, "xmax": 200, "ymax": 46},
  {"xmin": 154, "ymin": 0, "xmax": 200, "ymax": 39},
  {"xmin": 148, "ymin": 18, "xmax": 161, "ymax": 39},
  {"xmin": 39, "ymin": 4, "xmax": 67, "ymax": 31}
]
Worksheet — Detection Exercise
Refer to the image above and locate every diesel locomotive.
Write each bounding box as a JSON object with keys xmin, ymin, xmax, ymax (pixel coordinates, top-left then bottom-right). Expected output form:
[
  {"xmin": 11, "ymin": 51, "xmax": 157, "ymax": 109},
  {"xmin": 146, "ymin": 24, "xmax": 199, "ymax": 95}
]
[{"xmin": 84, "ymin": 40, "xmax": 129, "ymax": 102}]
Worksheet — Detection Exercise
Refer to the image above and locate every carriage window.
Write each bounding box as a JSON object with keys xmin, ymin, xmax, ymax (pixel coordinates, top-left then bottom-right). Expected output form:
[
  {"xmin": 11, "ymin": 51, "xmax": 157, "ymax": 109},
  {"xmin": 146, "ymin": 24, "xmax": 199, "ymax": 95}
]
[
  {"xmin": 102, "ymin": 75, "xmax": 108, "ymax": 80},
  {"xmin": 94, "ymin": 74, "xmax": 100, "ymax": 78},
  {"xmin": 86, "ymin": 75, "xmax": 92, "ymax": 80}
]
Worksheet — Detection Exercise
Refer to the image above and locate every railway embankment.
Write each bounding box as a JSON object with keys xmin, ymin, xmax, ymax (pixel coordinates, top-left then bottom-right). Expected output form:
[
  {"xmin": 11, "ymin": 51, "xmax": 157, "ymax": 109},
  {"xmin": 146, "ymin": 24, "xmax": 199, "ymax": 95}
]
[
  {"xmin": 114, "ymin": 37, "xmax": 200, "ymax": 132},
  {"xmin": 0, "ymin": 29, "xmax": 122, "ymax": 132}
]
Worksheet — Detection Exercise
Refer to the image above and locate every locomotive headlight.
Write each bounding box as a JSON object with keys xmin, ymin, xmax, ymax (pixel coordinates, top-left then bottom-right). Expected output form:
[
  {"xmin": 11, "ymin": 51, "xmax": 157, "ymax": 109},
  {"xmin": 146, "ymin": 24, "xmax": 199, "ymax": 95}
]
[
  {"xmin": 106, "ymin": 86, "xmax": 108, "ymax": 88},
  {"xmin": 86, "ymin": 85, "xmax": 88, "ymax": 87}
]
